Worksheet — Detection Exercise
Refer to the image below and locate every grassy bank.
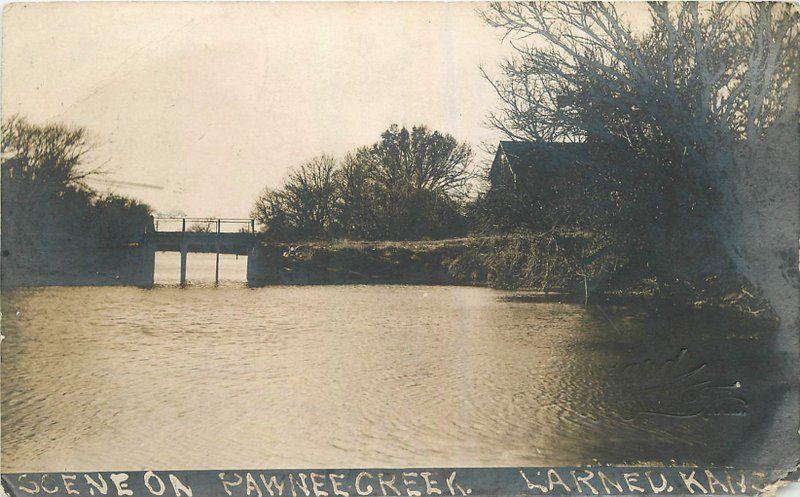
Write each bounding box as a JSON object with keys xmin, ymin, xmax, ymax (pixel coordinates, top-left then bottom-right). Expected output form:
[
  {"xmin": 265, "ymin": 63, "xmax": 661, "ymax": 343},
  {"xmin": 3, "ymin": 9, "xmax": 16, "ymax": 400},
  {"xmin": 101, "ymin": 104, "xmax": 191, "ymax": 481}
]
[
  {"xmin": 248, "ymin": 237, "xmax": 477, "ymax": 286},
  {"xmin": 249, "ymin": 232, "xmax": 615, "ymax": 290},
  {"xmin": 248, "ymin": 233, "xmax": 775, "ymax": 325}
]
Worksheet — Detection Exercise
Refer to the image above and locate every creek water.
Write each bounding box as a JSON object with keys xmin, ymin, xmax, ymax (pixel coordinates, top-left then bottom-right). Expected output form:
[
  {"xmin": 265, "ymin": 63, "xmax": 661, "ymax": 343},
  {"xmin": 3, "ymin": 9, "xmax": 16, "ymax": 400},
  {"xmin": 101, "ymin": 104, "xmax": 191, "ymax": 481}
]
[{"xmin": 0, "ymin": 255, "xmax": 782, "ymax": 471}]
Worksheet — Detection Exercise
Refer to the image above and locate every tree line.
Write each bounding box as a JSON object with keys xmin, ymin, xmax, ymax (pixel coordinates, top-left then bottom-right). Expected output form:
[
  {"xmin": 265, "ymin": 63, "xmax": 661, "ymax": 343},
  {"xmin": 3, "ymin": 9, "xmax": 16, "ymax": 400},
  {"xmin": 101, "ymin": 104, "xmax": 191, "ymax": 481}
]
[
  {"xmin": 1, "ymin": 116, "xmax": 152, "ymax": 285},
  {"xmin": 252, "ymin": 124, "xmax": 474, "ymax": 241}
]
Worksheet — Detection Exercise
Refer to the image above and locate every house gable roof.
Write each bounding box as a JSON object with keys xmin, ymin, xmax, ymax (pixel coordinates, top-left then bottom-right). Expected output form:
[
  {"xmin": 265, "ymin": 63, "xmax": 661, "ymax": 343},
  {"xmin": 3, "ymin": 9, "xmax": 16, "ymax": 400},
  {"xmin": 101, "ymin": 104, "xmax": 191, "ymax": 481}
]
[{"xmin": 500, "ymin": 141, "xmax": 589, "ymax": 175}]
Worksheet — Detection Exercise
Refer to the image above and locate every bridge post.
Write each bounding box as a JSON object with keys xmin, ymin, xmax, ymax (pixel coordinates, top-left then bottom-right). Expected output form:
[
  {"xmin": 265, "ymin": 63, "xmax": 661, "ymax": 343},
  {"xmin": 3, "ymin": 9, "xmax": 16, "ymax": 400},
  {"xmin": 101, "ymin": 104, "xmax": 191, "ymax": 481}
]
[
  {"xmin": 180, "ymin": 244, "xmax": 188, "ymax": 287},
  {"xmin": 180, "ymin": 217, "xmax": 188, "ymax": 287},
  {"xmin": 134, "ymin": 243, "xmax": 156, "ymax": 288},
  {"xmin": 132, "ymin": 215, "xmax": 157, "ymax": 288},
  {"xmin": 246, "ymin": 245, "xmax": 258, "ymax": 286},
  {"xmin": 215, "ymin": 219, "xmax": 221, "ymax": 286}
]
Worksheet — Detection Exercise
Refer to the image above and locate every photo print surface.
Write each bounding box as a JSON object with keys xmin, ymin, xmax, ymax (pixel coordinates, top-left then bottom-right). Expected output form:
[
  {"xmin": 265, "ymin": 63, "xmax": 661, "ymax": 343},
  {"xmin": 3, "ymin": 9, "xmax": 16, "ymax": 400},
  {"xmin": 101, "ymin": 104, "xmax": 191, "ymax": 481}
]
[{"xmin": 1, "ymin": 2, "xmax": 798, "ymax": 496}]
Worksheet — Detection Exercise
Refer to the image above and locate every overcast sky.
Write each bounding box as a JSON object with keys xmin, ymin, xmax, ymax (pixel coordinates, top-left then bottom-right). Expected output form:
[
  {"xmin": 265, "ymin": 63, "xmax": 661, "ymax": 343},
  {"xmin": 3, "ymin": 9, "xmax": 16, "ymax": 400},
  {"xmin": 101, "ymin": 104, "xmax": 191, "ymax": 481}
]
[{"xmin": 3, "ymin": 2, "xmax": 650, "ymax": 218}]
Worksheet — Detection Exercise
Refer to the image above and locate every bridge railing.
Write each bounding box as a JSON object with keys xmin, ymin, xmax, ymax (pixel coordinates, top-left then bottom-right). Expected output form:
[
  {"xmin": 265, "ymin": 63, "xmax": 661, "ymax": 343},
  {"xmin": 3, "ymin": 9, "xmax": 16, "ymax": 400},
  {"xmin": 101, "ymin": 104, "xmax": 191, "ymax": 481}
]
[{"xmin": 153, "ymin": 217, "xmax": 257, "ymax": 234}]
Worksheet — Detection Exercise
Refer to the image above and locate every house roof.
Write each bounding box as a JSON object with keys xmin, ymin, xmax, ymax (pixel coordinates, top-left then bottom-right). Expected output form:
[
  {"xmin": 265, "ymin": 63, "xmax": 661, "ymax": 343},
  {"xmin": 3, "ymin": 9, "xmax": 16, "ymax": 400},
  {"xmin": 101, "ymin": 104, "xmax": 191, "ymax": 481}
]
[{"xmin": 500, "ymin": 141, "xmax": 588, "ymax": 172}]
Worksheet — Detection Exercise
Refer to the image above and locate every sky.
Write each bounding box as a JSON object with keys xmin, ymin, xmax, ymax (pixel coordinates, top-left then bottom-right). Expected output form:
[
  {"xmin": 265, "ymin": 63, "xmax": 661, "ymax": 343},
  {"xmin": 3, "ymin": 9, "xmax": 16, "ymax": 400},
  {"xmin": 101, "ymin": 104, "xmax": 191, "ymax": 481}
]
[
  {"xmin": 3, "ymin": 2, "xmax": 653, "ymax": 218},
  {"xmin": 3, "ymin": 2, "xmax": 522, "ymax": 218}
]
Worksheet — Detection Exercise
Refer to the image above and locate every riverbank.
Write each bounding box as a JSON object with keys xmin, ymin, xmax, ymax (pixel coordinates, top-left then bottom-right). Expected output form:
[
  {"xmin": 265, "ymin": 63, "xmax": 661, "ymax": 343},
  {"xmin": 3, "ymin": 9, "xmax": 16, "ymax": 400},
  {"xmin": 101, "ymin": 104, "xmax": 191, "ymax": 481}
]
[
  {"xmin": 0, "ymin": 244, "xmax": 154, "ymax": 288},
  {"xmin": 247, "ymin": 238, "xmax": 476, "ymax": 286},
  {"xmin": 247, "ymin": 235, "xmax": 775, "ymax": 326},
  {"xmin": 247, "ymin": 233, "xmax": 610, "ymax": 289}
]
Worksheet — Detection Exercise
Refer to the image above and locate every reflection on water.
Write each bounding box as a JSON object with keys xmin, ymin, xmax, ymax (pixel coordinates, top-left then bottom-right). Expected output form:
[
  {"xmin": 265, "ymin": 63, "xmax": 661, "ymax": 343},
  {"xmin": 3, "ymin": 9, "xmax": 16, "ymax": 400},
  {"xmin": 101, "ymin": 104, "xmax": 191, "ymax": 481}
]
[
  {"xmin": 1, "ymin": 285, "xmax": 778, "ymax": 471},
  {"xmin": 154, "ymin": 252, "xmax": 248, "ymax": 286}
]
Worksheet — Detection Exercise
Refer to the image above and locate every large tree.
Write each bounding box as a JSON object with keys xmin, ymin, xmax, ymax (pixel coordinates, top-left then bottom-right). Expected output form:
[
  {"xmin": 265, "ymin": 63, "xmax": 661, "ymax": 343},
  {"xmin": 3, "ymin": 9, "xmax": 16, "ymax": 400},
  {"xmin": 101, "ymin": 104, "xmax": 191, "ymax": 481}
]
[
  {"xmin": 337, "ymin": 148, "xmax": 384, "ymax": 239},
  {"xmin": 482, "ymin": 3, "xmax": 797, "ymax": 143},
  {"xmin": 2, "ymin": 116, "xmax": 95, "ymax": 201},
  {"xmin": 350, "ymin": 124, "xmax": 473, "ymax": 240},
  {"xmin": 252, "ymin": 155, "xmax": 340, "ymax": 241}
]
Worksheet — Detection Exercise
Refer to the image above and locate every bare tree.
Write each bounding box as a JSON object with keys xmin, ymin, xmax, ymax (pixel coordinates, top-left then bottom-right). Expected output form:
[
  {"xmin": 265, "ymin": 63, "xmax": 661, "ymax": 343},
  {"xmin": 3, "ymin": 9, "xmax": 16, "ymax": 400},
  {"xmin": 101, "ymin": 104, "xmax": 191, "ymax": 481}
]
[
  {"xmin": 2, "ymin": 115, "xmax": 96, "ymax": 199},
  {"xmin": 368, "ymin": 124, "xmax": 474, "ymax": 200},
  {"xmin": 353, "ymin": 124, "xmax": 474, "ymax": 239},
  {"xmin": 284, "ymin": 155, "xmax": 340, "ymax": 238},
  {"xmin": 253, "ymin": 155, "xmax": 340, "ymax": 240},
  {"xmin": 481, "ymin": 2, "xmax": 798, "ymax": 144},
  {"xmin": 337, "ymin": 148, "xmax": 383, "ymax": 239},
  {"xmin": 252, "ymin": 188, "xmax": 292, "ymax": 239}
]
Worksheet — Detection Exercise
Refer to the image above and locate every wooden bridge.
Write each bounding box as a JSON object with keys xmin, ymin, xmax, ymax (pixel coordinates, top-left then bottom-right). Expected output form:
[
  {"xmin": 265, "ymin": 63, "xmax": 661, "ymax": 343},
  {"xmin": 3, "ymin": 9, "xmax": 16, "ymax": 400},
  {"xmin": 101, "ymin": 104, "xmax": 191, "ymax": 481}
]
[{"xmin": 149, "ymin": 217, "xmax": 258, "ymax": 286}]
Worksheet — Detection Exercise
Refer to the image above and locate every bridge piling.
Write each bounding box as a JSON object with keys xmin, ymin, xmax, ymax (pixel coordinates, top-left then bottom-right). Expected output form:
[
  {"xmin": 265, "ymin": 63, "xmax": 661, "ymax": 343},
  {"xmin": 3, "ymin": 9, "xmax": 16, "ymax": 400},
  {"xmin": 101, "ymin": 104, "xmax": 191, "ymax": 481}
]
[
  {"xmin": 215, "ymin": 219, "xmax": 221, "ymax": 286},
  {"xmin": 180, "ymin": 245, "xmax": 188, "ymax": 287},
  {"xmin": 180, "ymin": 218, "xmax": 187, "ymax": 287},
  {"xmin": 135, "ymin": 243, "xmax": 156, "ymax": 288}
]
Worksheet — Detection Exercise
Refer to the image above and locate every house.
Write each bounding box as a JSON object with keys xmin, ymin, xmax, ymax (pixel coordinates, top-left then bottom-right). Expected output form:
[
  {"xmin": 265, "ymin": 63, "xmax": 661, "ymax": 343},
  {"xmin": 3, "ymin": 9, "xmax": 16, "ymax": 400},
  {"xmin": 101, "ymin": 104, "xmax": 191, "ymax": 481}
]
[{"xmin": 488, "ymin": 141, "xmax": 589, "ymax": 195}]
